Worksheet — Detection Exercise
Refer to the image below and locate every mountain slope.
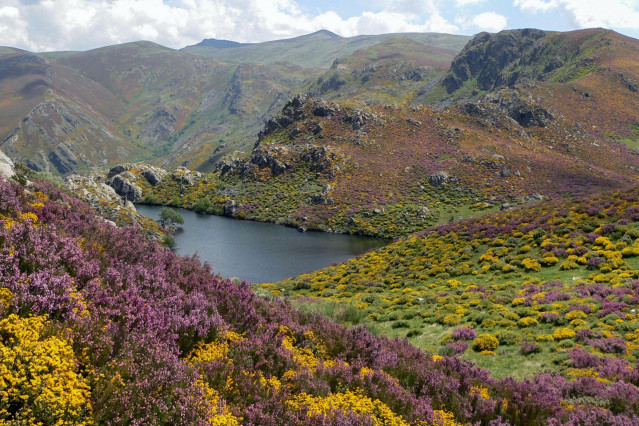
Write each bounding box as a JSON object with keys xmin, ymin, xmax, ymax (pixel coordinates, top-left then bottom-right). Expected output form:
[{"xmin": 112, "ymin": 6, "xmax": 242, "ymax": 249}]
[
  {"xmin": 0, "ymin": 48, "xmax": 146, "ymax": 173},
  {"xmin": 266, "ymin": 183, "xmax": 639, "ymax": 382},
  {"xmin": 183, "ymin": 30, "xmax": 471, "ymax": 69},
  {"xmin": 0, "ymin": 41, "xmax": 320, "ymax": 173}
]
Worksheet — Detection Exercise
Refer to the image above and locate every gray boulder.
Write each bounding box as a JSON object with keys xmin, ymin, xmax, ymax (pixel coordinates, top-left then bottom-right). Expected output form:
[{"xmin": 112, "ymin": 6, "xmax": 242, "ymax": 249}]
[
  {"xmin": 429, "ymin": 171, "xmax": 449, "ymax": 187},
  {"xmin": 224, "ymin": 199, "xmax": 241, "ymax": 216},
  {"xmin": 107, "ymin": 164, "xmax": 128, "ymax": 178},
  {"xmin": 141, "ymin": 169, "xmax": 162, "ymax": 186},
  {"xmin": 0, "ymin": 150, "xmax": 15, "ymax": 179},
  {"xmin": 107, "ymin": 175, "xmax": 142, "ymax": 202}
]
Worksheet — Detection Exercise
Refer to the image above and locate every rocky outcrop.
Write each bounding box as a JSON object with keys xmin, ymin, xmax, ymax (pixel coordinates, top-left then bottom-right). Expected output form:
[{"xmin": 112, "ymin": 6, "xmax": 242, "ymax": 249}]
[
  {"xmin": 460, "ymin": 89, "xmax": 555, "ymax": 128},
  {"xmin": 443, "ymin": 29, "xmax": 547, "ymax": 93},
  {"xmin": 172, "ymin": 167, "xmax": 200, "ymax": 185},
  {"xmin": 257, "ymin": 94, "xmax": 340, "ymax": 142},
  {"xmin": 107, "ymin": 174, "xmax": 143, "ymax": 202},
  {"xmin": 49, "ymin": 143, "xmax": 78, "ymax": 174},
  {"xmin": 429, "ymin": 171, "xmax": 449, "ymax": 187},
  {"xmin": 141, "ymin": 169, "xmax": 162, "ymax": 186},
  {"xmin": 0, "ymin": 150, "xmax": 15, "ymax": 179},
  {"xmin": 138, "ymin": 107, "xmax": 177, "ymax": 144},
  {"xmin": 224, "ymin": 199, "xmax": 241, "ymax": 216}
]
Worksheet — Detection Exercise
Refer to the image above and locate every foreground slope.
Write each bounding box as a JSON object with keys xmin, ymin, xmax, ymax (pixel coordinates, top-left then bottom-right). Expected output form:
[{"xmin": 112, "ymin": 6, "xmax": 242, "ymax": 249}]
[
  {"xmin": 266, "ymin": 185, "xmax": 639, "ymax": 380},
  {"xmin": 2, "ymin": 176, "xmax": 639, "ymax": 424}
]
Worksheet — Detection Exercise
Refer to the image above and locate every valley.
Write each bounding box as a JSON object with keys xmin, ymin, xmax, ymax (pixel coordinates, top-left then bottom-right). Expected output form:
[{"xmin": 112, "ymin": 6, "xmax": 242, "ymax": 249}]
[{"xmin": 3, "ymin": 25, "xmax": 639, "ymax": 424}]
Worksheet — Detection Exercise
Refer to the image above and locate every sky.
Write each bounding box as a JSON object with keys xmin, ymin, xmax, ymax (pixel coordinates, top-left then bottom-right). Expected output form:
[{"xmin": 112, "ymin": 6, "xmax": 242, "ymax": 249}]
[{"xmin": 1, "ymin": 0, "xmax": 638, "ymax": 52}]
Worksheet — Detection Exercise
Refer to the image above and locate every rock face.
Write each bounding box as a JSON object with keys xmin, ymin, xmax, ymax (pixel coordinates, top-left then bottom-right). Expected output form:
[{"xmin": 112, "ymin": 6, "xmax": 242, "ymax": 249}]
[
  {"xmin": 0, "ymin": 150, "xmax": 15, "ymax": 179},
  {"xmin": 443, "ymin": 29, "xmax": 547, "ymax": 93},
  {"xmin": 224, "ymin": 199, "xmax": 241, "ymax": 216},
  {"xmin": 49, "ymin": 143, "xmax": 79, "ymax": 174},
  {"xmin": 138, "ymin": 108, "xmax": 177, "ymax": 145},
  {"xmin": 460, "ymin": 88, "xmax": 555, "ymax": 128},
  {"xmin": 172, "ymin": 167, "xmax": 200, "ymax": 185},
  {"xmin": 257, "ymin": 94, "xmax": 340, "ymax": 142},
  {"xmin": 107, "ymin": 175, "xmax": 143, "ymax": 202},
  {"xmin": 141, "ymin": 169, "xmax": 162, "ymax": 186}
]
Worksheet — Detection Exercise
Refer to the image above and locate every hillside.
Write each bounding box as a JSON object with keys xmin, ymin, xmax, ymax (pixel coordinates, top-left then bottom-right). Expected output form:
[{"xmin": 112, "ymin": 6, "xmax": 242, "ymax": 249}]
[
  {"xmin": 127, "ymin": 78, "xmax": 639, "ymax": 239},
  {"xmin": 0, "ymin": 48, "xmax": 146, "ymax": 173},
  {"xmin": 3, "ymin": 172, "xmax": 639, "ymax": 423},
  {"xmin": 265, "ymin": 185, "xmax": 639, "ymax": 383},
  {"xmin": 0, "ymin": 31, "xmax": 468, "ymax": 175},
  {"xmin": 183, "ymin": 30, "xmax": 470, "ymax": 69},
  {"xmin": 305, "ymin": 37, "xmax": 457, "ymax": 104}
]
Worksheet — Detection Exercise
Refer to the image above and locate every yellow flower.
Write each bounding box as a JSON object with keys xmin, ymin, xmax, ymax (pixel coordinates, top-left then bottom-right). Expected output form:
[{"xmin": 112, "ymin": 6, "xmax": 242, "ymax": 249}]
[{"xmin": 0, "ymin": 314, "xmax": 92, "ymax": 424}]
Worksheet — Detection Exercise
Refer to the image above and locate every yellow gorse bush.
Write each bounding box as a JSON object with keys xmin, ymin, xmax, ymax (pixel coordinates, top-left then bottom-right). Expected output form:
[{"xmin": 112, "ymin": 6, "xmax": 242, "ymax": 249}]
[
  {"xmin": 287, "ymin": 389, "xmax": 409, "ymax": 425},
  {"xmin": 0, "ymin": 313, "xmax": 92, "ymax": 425}
]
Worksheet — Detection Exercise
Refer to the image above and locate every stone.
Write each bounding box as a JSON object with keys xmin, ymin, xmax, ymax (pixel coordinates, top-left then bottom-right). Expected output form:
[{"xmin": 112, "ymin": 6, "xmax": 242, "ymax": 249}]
[
  {"xmin": 0, "ymin": 150, "xmax": 15, "ymax": 179},
  {"xmin": 108, "ymin": 164, "xmax": 128, "ymax": 178},
  {"xmin": 224, "ymin": 199, "xmax": 241, "ymax": 216},
  {"xmin": 429, "ymin": 171, "xmax": 449, "ymax": 187},
  {"xmin": 49, "ymin": 143, "xmax": 78, "ymax": 174},
  {"xmin": 141, "ymin": 169, "xmax": 162, "ymax": 186},
  {"xmin": 500, "ymin": 167, "xmax": 511, "ymax": 178},
  {"xmin": 107, "ymin": 175, "xmax": 142, "ymax": 202}
]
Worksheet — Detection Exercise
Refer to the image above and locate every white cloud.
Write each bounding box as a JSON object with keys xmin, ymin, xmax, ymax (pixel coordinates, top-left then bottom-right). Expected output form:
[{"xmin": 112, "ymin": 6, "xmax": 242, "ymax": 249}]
[
  {"xmin": 513, "ymin": 0, "xmax": 557, "ymax": 13},
  {"xmin": 455, "ymin": 0, "xmax": 485, "ymax": 5},
  {"xmin": 471, "ymin": 12, "xmax": 508, "ymax": 32},
  {"xmin": 514, "ymin": 0, "xmax": 639, "ymax": 30}
]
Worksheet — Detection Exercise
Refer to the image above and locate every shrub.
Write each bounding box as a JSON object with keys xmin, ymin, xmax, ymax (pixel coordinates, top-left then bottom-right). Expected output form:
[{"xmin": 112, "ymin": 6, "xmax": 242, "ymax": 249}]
[
  {"xmin": 495, "ymin": 330, "xmax": 522, "ymax": 346},
  {"xmin": 566, "ymin": 310, "xmax": 587, "ymax": 320},
  {"xmin": 522, "ymin": 258, "xmax": 542, "ymax": 271},
  {"xmin": 391, "ymin": 320, "xmax": 410, "ymax": 329},
  {"xmin": 473, "ymin": 334, "xmax": 499, "ymax": 352},
  {"xmin": 553, "ymin": 328, "xmax": 576, "ymax": 340},
  {"xmin": 536, "ymin": 334, "xmax": 555, "ymax": 342},
  {"xmin": 160, "ymin": 207, "xmax": 184, "ymax": 225},
  {"xmin": 452, "ymin": 327, "xmax": 477, "ymax": 341},
  {"xmin": 518, "ymin": 317, "xmax": 538, "ymax": 327},
  {"xmin": 442, "ymin": 314, "xmax": 461, "ymax": 325},
  {"xmin": 192, "ymin": 197, "xmax": 213, "ymax": 213},
  {"xmin": 442, "ymin": 341, "xmax": 468, "ymax": 355},
  {"xmin": 520, "ymin": 340, "xmax": 541, "ymax": 355}
]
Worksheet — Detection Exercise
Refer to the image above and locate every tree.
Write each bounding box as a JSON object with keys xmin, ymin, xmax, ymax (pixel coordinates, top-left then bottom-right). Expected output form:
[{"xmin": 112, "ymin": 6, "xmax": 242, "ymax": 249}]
[{"xmin": 159, "ymin": 207, "xmax": 184, "ymax": 225}]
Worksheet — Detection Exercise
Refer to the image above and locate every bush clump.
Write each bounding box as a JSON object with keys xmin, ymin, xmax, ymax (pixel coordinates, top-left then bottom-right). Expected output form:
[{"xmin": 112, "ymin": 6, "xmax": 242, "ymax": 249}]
[{"xmin": 473, "ymin": 333, "xmax": 499, "ymax": 352}]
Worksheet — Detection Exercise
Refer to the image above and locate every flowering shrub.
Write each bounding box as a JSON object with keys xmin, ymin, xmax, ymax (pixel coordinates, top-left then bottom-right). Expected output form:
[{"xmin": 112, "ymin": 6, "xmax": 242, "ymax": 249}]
[
  {"xmin": 473, "ymin": 334, "xmax": 499, "ymax": 352},
  {"xmin": 0, "ymin": 313, "xmax": 92, "ymax": 424},
  {"xmin": 452, "ymin": 327, "xmax": 477, "ymax": 341},
  {"xmin": 553, "ymin": 328, "xmax": 576, "ymax": 340},
  {"xmin": 519, "ymin": 340, "xmax": 541, "ymax": 355}
]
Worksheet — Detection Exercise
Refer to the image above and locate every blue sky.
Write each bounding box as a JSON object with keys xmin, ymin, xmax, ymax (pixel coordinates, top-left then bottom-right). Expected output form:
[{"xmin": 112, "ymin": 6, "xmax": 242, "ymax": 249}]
[{"xmin": 1, "ymin": 0, "xmax": 638, "ymax": 52}]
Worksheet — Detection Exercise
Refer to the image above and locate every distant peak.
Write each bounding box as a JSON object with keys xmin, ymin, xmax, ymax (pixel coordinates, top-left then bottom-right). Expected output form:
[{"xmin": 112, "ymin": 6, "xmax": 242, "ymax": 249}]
[
  {"xmin": 191, "ymin": 39, "xmax": 250, "ymax": 49},
  {"xmin": 311, "ymin": 29, "xmax": 341, "ymax": 39}
]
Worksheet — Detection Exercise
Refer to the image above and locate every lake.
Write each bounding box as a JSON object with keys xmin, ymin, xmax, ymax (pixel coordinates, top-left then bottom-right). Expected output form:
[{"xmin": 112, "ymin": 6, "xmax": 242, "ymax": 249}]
[{"xmin": 136, "ymin": 205, "xmax": 389, "ymax": 283}]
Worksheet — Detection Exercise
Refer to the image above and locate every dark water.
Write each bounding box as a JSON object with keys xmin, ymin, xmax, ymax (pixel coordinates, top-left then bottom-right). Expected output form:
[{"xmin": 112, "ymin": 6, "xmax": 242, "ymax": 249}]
[{"xmin": 136, "ymin": 205, "xmax": 389, "ymax": 283}]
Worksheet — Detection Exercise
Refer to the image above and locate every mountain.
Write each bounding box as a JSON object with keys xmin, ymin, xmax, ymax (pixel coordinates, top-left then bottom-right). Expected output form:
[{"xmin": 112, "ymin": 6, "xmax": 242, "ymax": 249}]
[
  {"xmin": 0, "ymin": 47, "xmax": 145, "ymax": 173},
  {"xmin": 0, "ymin": 31, "xmax": 468, "ymax": 174},
  {"xmin": 191, "ymin": 38, "xmax": 251, "ymax": 49},
  {"xmin": 183, "ymin": 30, "xmax": 471, "ymax": 69},
  {"xmin": 0, "ymin": 41, "xmax": 318, "ymax": 173}
]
